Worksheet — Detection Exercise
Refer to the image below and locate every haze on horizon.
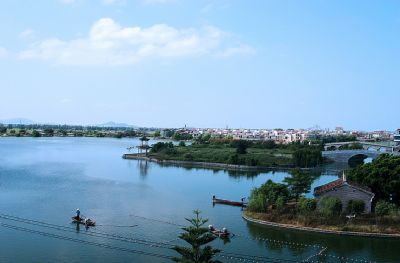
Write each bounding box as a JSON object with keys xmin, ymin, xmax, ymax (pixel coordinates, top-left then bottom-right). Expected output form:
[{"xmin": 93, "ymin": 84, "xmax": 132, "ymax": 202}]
[{"xmin": 0, "ymin": 1, "xmax": 398, "ymax": 131}]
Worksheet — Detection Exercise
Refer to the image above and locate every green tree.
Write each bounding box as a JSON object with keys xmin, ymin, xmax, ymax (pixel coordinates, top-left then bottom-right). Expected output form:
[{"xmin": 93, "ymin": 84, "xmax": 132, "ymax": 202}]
[
  {"xmin": 163, "ymin": 129, "xmax": 174, "ymax": 138},
  {"xmin": 32, "ymin": 130, "xmax": 41, "ymax": 137},
  {"xmin": 348, "ymin": 154, "xmax": 400, "ymax": 205},
  {"xmin": 179, "ymin": 141, "xmax": 186, "ymax": 147},
  {"xmin": 283, "ymin": 169, "xmax": 314, "ymax": 200},
  {"xmin": 151, "ymin": 142, "xmax": 174, "ymax": 153},
  {"xmin": 184, "ymin": 153, "xmax": 194, "ymax": 161},
  {"xmin": 153, "ymin": 130, "xmax": 161, "ymax": 137},
  {"xmin": 228, "ymin": 154, "xmax": 240, "ymax": 165},
  {"xmin": 318, "ymin": 196, "xmax": 342, "ymax": 217},
  {"xmin": 195, "ymin": 133, "xmax": 211, "ymax": 144},
  {"xmin": 172, "ymin": 210, "xmax": 221, "ymax": 263},
  {"xmin": 248, "ymin": 180, "xmax": 290, "ymax": 212},
  {"xmin": 230, "ymin": 140, "xmax": 250, "ymax": 154},
  {"xmin": 43, "ymin": 128, "xmax": 54, "ymax": 136},
  {"xmin": 113, "ymin": 133, "xmax": 123, "ymax": 139},
  {"xmin": 173, "ymin": 132, "xmax": 193, "ymax": 141}
]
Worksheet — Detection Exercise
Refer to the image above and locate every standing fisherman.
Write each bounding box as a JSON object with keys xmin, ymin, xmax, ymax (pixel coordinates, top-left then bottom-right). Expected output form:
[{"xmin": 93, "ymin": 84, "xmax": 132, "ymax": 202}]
[{"xmin": 76, "ymin": 208, "xmax": 81, "ymax": 221}]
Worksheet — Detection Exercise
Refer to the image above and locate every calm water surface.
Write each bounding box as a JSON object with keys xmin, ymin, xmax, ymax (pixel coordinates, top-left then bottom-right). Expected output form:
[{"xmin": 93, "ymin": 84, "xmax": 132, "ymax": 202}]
[{"xmin": 0, "ymin": 137, "xmax": 398, "ymax": 263}]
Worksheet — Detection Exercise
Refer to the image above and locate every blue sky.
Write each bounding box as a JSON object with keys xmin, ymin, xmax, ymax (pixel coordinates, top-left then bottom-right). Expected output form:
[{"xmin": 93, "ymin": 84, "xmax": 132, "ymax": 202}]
[{"xmin": 0, "ymin": 0, "xmax": 399, "ymax": 130}]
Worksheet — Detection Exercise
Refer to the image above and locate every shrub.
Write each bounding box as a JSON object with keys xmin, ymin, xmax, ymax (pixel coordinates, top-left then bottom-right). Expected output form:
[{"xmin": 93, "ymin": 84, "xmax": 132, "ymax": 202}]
[
  {"xmin": 318, "ymin": 196, "xmax": 342, "ymax": 217},
  {"xmin": 297, "ymin": 197, "xmax": 317, "ymax": 214},
  {"xmin": 248, "ymin": 189, "xmax": 266, "ymax": 212},
  {"xmin": 256, "ymin": 140, "xmax": 276, "ymax": 149},
  {"xmin": 275, "ymin": 196, "xmax": 286, "ymax": 211},
  {"xmin": 228, "ymin": 154, "xmax": 244, "ymax": 165},
  {"xmin": 245, "ymin": 158, "xmax": 259, "ymax": 166},
  {"xmin": 346, "ymin": 200, "xmax": 365, "ymax": 214},
  {"xmin": 150, "ymin": 142, "xmax": 174, "ymax": 153},
  {"xmin": 165, "ymin": 147, "xmax": 178, "ymax": 155},
  {"xmin": 178, "ymin": 141, "xmax": 186, "ymax": 147},
  {"xmin": 375, "ymin": 200, "xmax": 396, "ymax": 216},
  {"xmin": 32, "ymin": 130, "xmax": 41, "ymax": 137}
]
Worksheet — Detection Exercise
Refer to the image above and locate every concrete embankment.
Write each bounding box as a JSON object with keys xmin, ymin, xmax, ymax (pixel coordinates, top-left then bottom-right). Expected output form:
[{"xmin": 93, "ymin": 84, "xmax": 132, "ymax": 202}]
[
  {"xmin": 122, "ymin": 153, "xmax": 302, "ymax": 172},
  {"xmin": 242, "ymin": 213, "xmax": 400, "ymax": 238}
]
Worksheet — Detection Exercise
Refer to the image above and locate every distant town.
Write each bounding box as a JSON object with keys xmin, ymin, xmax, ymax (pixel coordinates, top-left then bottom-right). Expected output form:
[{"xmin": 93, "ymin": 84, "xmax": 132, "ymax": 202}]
[{"xmin": 0, "ymin": 122, "xmax": 399, "ymax": 146}]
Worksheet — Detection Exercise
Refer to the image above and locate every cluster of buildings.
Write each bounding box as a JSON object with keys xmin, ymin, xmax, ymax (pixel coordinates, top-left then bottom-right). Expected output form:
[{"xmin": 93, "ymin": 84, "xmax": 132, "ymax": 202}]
[{"xmin": 167, "ymin": 126, "xmax": 399, "ymax": 144}]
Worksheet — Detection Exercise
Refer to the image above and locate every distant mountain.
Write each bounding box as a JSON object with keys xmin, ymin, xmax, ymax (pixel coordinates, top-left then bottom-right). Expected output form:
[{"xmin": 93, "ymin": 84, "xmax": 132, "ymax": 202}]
[
  {"xmin": 0, "ymin": 118, "xmax": 36, "ymax": 125},
  {"xmin": 96, "ymin": 121, "xmax": 137, "ymax": 128}
]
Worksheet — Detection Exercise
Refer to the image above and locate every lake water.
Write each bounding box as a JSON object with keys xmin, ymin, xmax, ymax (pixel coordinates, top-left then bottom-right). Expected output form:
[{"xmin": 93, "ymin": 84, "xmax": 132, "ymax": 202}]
[{"xmin": 0, "ymin": 137, "xmax": 398, "ymax": 263}]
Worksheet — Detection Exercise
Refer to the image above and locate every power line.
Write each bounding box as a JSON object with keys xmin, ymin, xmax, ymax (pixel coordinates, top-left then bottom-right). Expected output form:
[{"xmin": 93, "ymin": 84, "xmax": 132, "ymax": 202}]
[
  {"xmin": 0, "ymin": 222, "xmax": 173, "ymax": 260},
  {"xmin": 0, "ymin": 214, "xmax": 302, "ymax": 263},
  {"xmin": 0, "ymin": 214, "xmax": 172, "ymax": 249},
  {"xmin": 0, "ymin": 213, "xmax": 376, "ymax": 263}
]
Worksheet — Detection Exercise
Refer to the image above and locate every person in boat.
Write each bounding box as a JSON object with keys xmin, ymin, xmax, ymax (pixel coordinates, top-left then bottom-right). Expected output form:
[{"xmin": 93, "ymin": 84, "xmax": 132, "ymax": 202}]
[
  {"xmin": 75, "ymin": 208, "xmax": 81, "ymax": 221},
  {"xmin": 208, "ymin": 224, "xmax": 215, "ymax": 232}
]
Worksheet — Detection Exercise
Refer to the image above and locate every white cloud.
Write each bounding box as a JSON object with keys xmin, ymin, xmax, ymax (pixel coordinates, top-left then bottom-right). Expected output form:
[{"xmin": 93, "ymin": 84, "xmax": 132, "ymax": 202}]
[
  {"xmin": 19, "ymin": 29, "xmax": 35, "ymax": 40},
  {"xmin": 0, "ymin": 47, "xmax": 8, "ymax": 58},
  {"xmin": 217, "ymin": 44, "xmax": 256, "ymax": 58},
  {"xmin": 19, "ymin": 18, "xmax": 253, "ymax": 65}
]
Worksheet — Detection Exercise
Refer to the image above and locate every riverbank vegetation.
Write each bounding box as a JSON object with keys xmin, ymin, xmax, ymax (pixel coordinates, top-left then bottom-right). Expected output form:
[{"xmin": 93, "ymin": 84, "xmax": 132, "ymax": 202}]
[
  {"xmin": 0, "ymin": 124, "xmax": 147, "ymax": 138},
  {"xmin": 147, "ymin": 138, "xmax": 324, "ymax": 168},
  {"xmin": 245, "ymin": 155, "xmax": 400, "ymax": 235}
]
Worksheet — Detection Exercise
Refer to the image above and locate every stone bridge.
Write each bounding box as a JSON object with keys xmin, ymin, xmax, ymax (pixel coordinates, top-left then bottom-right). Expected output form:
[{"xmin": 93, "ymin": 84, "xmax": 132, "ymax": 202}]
[
  {"xmin": 322, "ymin": 149, "xmax": 400, "ymax": 163},
  {"xmin": 323, "ymin": 141, "xmax": 397, "ymax": 152}
]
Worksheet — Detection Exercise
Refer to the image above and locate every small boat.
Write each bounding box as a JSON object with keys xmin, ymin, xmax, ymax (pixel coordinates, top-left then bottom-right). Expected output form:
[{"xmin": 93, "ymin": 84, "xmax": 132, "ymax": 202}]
[
  {"xmin": 212, "ymin": 196, "xmax": 247, "ymax": 207},
  {"xmin": 208, "ymin": 225, "xmax": 230, "ymax": 238},
  {"xmin": 71, "ymin": 216, "xmax": 96, "ymax": 227}
]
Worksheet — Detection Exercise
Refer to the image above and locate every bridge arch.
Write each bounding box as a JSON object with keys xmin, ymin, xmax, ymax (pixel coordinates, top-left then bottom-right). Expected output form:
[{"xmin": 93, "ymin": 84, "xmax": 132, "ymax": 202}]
[
  {"xmin": 348, "ymin": 153, "xmax": 369, "ymax": 167},
  {"xmin": 321, "ymin": 150, "xmax": 382, "ymax": 163}
]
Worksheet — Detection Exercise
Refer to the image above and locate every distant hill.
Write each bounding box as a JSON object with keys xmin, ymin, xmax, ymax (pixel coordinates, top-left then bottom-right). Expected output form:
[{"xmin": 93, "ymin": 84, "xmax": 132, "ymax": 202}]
[
  {"xmin": 96, "ymin": 121, "xmax": 137, "ymax": 128},
  {"xmin": 0, "ymin": 118, "xmax": 36, "ymax": 125}
]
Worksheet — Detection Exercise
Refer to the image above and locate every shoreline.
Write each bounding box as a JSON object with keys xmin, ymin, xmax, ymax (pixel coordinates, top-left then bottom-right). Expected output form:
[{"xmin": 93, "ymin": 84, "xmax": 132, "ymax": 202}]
[
  {"xmin": 242, "ymin": 212, "xmax": 400, "ymax": 238},
  {"xmin": 122, "ymin": 153, "xmax": 311, "ymax": 172}
]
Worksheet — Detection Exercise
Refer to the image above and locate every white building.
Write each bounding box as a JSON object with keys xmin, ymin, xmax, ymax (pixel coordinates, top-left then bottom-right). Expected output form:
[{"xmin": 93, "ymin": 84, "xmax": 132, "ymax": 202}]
[{"xmin": 394, "ymin": 129, "xmax": 400, "ymax": 146}]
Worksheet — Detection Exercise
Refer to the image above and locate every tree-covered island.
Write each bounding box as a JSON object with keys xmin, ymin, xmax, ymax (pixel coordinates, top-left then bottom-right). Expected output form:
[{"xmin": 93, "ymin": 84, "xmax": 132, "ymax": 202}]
[{"xmin": 129, "ymin": 136, "xmax": 324, "ymax": 169}]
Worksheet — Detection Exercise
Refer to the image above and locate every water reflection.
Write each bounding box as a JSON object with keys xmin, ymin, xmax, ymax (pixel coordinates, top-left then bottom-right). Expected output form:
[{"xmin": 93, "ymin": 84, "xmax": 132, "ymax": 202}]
[
  {"xmin": 245, "ymin": 220, "xmax": 399, "ymax": 262},
  {"xmin": 137, "ymin": 160, "xmax": 149, "ymax": 178}
]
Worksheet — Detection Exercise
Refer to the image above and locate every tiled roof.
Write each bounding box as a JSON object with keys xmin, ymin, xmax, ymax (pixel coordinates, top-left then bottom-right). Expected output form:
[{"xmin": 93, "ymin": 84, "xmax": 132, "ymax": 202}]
[
  {"xmin": 314, "ymin": 179, "xmax": 373, "ymax": 196},
  {"xmin": 314, "ymin": 179, "xmax": 344, "ymax": 195}
]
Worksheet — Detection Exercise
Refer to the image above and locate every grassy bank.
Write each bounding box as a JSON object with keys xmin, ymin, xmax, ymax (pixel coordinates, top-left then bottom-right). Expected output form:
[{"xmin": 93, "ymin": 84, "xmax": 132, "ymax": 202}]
[
  {"xmin": 149, "ymin": 145, "xmax": 295, "ymax": 167},
  {"xmin": 244, "ymin": 210, "xmax": 400, "ymax": 235}
]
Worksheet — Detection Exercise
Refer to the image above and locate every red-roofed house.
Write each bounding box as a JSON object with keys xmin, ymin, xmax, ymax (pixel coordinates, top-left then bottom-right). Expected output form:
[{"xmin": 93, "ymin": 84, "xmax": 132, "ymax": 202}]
[{"xmin": 314, "ymin": 172, "xmax": 375, "ymax": 213}]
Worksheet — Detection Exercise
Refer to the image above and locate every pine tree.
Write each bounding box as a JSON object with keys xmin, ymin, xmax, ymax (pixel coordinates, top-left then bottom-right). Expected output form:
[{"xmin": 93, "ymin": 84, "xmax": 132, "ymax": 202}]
[{"xmin": 172, "ymin": 210, "xmax": 221, "ymax": 263}]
